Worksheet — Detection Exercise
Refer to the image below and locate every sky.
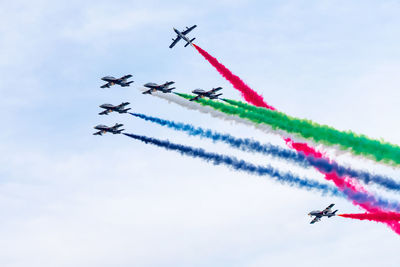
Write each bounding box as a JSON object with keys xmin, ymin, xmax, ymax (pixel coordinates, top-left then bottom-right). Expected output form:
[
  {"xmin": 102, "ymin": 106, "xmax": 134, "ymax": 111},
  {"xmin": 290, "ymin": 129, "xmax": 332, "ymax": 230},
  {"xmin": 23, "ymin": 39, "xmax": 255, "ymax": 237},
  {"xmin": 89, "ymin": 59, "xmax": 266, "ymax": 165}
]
[{"xmin": 1, "ymin": 0, "xmax": 400, "ymax": 266}]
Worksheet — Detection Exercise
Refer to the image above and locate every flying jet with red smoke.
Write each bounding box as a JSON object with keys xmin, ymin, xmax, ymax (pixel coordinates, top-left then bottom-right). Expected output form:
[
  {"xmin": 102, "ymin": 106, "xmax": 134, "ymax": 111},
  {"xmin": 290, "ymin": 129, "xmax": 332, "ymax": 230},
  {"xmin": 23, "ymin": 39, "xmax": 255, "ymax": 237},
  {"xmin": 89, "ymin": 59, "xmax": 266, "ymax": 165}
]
[
  {"xmin": 169, "ymin": 25, "xmax": 197, "ymax": 48},
  {"xmin": 308, "ymin": 204, "xmax": 338, "ymax": 224}
]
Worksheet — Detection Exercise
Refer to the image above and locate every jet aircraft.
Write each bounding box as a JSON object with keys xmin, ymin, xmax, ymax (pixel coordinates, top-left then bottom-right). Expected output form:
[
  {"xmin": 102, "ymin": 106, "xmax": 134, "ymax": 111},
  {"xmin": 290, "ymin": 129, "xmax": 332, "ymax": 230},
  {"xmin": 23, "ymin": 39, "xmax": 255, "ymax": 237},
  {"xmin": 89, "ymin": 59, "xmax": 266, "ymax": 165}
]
[
  {"xmin": 189, "ymin": 87, "xmax": 223, "ymax": 101},
  {"xmin": 169, "ymin": 25, "xmax": 197, "ymax": 48},
  {"xmin": 308, "ymin": 204, "xmax": 338, "ymax": 224},
  {"xmin": 100, "ymin": 75, "xmax": 134, "ymax": 88},
  {"xmin": 142, "ymin": 81, "xmax": 175, "ymax": 94},
  {"xmin": 98, "ymin": 102, "xmax": 131, "ymax": 115},
  {"xmin": 93, "ymin": 123, "xmax": 124, "ymax": 136}
]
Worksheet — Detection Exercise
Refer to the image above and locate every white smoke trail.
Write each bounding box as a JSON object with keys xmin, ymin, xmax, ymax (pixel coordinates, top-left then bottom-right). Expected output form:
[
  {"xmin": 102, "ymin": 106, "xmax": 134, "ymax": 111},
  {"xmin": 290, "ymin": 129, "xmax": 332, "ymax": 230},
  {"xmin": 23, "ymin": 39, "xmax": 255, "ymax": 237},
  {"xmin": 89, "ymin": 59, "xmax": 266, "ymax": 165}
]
[{"xmin": 137, "ymin": 88, "xmax": 393, "ymax": 171}]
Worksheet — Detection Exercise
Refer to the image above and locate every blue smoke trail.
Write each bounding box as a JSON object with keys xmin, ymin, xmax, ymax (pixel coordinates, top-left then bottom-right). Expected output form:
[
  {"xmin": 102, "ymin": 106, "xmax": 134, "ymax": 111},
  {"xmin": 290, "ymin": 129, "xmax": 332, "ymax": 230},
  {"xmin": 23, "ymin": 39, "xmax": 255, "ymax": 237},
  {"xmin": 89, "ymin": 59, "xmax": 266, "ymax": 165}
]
[
  {"xmin": 130, "ymin": 113, "xmax": 400, "ymax": 193},
  {"xmin": 124, "ymin": 133, "xmax": 340, "ymax": 196},
  {"xmin": 124, "ymin": 133, "xmax": 400, "ymax": 211}
]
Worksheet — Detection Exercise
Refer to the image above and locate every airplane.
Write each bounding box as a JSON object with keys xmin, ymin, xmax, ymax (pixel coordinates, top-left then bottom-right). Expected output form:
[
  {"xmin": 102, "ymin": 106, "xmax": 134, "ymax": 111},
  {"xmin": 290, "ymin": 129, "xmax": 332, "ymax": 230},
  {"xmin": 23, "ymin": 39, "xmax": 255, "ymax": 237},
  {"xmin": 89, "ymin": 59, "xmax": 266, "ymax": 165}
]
[
  {"xmin": 142, "ymin": 81, "xmax": 175, "ymax": 94},
  {"xmin": 169, "ymin": 25, "xmax": 197, "ymax": 49},
  {"xmin": 308, "ymin": 204, "xmax": 338, "ymax": 224},
  {"xmin": 93, "ymin": 123, "xmax": 124, "ymax": 136},
  {"xmin": 100, "ymin": 75, "xmax": 134, "ymax": 88},
  {"xmin": 98, "ymin": 102, "xmax": 131, "ymax": 115},
  {"xmin": 189, "ymin": 87, "xmax": 223, "ymax": 101}
]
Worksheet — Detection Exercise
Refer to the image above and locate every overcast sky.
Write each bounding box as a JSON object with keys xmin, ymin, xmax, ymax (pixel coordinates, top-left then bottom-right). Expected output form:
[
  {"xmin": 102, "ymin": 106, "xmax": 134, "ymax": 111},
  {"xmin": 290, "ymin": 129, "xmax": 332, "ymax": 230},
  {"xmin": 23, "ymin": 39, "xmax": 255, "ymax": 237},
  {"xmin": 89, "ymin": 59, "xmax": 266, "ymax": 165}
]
[{"xmin": 1, "ymin": 1, "xmax": 400, "ymax": 266}]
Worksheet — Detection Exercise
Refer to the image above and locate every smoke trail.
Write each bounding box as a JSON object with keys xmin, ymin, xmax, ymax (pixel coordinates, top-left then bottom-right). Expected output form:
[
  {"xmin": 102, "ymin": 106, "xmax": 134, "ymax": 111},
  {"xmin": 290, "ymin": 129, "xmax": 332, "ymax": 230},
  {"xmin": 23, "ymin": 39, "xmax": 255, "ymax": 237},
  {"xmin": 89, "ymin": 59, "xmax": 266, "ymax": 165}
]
[
  {"xmin": 285, "ymin": 132, "xmax": 400, "ymax": 234},
  {"xmin": 124, "ymin": 133, "xmax": 400, "ymax": 219},
  {"xmin": 193, "ymin": 44, "xmax": 275, "ymax": 110},
  {"xmin": 123, "ymin": 133, "xmax": 340, "ymax": 196},
  {"xmin": 339, "ymin": 212, "xmax": 400, "ymax": 222},
  {"xmin": 141, "ymin": 89, "xmax": 400, "ymax": 234},
  {"xmin": 224, "ymin": 98, "xmax": 400, "ymax": 166},
  {"xmin": 130, "ymin": 112, "xmax": 308, "ymax": 167},
  {"xmin": 177, "ymin": 93, "xmax": 400, "ymax": 166},
  {"xmin": 190, "ymin": 45, "xmax": 400, "ymax": 233},
  {"xmin": 140, "ymin": 89, "xmax": 400, "ymax": 232},
  {"xmin": 139, "ymin": 89, "xmax": 292, "ymax": 138},
  {"xmin": 130, "ymin": 112, "xmax": 400, "ymax": 193}
]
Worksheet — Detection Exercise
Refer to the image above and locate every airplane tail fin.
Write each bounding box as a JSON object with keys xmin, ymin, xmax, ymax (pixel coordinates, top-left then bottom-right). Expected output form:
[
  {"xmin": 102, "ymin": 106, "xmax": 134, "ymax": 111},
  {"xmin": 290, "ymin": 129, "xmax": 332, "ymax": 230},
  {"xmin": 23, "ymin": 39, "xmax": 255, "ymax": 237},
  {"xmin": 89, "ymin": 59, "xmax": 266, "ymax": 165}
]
[
  {"xmin": 184, "ymin": 38, "xmax": 195, "ymax": 47},
  {"xmin": 211, "ymin": 93, "xmax": 223, "ymax": 99},
  {"xmin": 122, "ymin": 108, "xmax": 131, "ymax": 113},
  {"xmin": 329, "ymin": 210, "xmax": 338, "ymax": 217},
  {"xmin": 167, "ymin": 87, "xmax": 176, "ymax": 92},
  {"xmin": 121, "ymin": 81, "xmax": 134, "ymax": 87}
]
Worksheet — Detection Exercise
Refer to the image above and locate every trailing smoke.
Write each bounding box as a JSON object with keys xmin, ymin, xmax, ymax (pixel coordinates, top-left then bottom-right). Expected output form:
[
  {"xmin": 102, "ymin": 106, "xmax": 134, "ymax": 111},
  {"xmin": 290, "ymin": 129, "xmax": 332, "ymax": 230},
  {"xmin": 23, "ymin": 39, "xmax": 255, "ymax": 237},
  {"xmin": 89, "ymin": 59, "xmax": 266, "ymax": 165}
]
[
  {"xmin": 131, "ymin": 112, "xmax": 400, "ymax": 193},
  {"xmin": 339, "ymin": 212, "xmax": 400, "ymax": 222},
  {"xmin": 123, "ymin": 133, "xmax": 340, "ymax": 196},
  {"xmin": 193, "ymin": 44, "xmax": 275, "ymax": 110}
]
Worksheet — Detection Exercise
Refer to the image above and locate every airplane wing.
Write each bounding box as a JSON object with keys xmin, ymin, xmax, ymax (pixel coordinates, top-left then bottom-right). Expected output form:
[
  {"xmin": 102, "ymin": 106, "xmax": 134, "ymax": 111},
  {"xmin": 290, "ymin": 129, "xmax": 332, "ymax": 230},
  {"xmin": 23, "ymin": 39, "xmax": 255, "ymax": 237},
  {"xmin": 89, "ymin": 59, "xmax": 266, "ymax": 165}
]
[
  {"xmin": 210, "ymin": 87, "xmax": 222, "ymax": 92},
  {"xmin": 99, "ymin": 110, "xmax": 110, "ymax": 115},
  {"xmin": 117, "ymin": 102, "xmax": 129, "ymax": 108},
  {"xmin": 182, "ymin": 25, "xmax": 197, "ymax": 35},
  {"xmin": 162, "ymin": 81, "xmax": 175, "ymax": 87},
  {"xmin": 169, "ymin": 36, "xmax": 181, "ymax": 49},
  {"xmin": 310, "ymin": 217, "xmax": 321, "ymax": 224},
  {"xmin": 120, "ymin": 74, "xmax": 132, "ymax": 80},
  {"xmin": 93, "ymin": 131, "xmax": 102, "ymax": 136},
  {"xmin": 323, "ymin": 204, "xmax": 335, "ymax": 213},
  {"xmin": 100, "ymin": 83, "xmax": 111, "ymax": 88},
  {"xmin": 189, "ymin": 95, "xmax": 201, "ymax": 101},
  {"xmin": 142, "ymin": 89, "xmax": 153, "ymax": 94}
]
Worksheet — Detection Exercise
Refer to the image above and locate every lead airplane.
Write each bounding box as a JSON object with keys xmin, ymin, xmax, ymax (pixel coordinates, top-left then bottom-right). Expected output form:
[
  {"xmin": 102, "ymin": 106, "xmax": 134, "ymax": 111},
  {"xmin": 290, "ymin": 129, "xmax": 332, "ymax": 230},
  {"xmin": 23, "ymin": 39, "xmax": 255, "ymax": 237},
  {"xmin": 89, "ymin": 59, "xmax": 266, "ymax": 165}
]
[
  {"xmin": 189, "ymin": 87, "xmax": 223, "ymax": 101},
  {"xmin": 93, "ymin": 123, "xmax": 124, "ymax": 136},
  {"xmin": 98, "ymin": 102, "xmax": 131, "ymax": 115},
  {"xmin": 308, "ymin": 204, "xmax": 338, "ymax": 224},
  {"xmin": 100, "ymin": 75, "xmax": 134, "ymax": 88},
  {"xmin": 169, "ymin": 25, "xmax": 197, "ymax": 48},
  {"xmin": 142, "ymin": 81, "xmax": 175, "ymax": 94}
]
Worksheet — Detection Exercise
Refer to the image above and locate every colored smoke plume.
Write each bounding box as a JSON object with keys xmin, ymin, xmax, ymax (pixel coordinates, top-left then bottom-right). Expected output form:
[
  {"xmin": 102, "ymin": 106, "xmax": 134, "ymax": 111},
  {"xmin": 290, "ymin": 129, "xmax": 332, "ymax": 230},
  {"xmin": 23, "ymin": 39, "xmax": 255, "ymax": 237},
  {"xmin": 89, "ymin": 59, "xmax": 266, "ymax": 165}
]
[
  {"xmin": 223, "ymin": 98, "xmax": 400, "ymax": 166},
  {"xmin": 131, "ymin": 112, "xmax": 400, "ymax": 193},
  {"xmin": 184, "ymin": 45, "xmax": 400, "ymax": 233},
  {"xmin": 339, "ymin": 212, "xmax": 400, "ymax": 222},
  {"xmin": 193, "ymin": 44, "xmax": 275, "ymax": 110},
  {"xmin": 123, "ymin": 133, "xmax": 340, "ymax": 196}
]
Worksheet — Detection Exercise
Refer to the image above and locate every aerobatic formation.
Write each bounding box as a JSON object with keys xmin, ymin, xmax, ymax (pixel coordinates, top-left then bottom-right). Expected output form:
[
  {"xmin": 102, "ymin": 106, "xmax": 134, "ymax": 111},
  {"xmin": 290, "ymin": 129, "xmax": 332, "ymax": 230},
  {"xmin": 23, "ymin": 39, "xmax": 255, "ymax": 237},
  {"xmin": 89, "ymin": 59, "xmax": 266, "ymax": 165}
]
[{"xmin": 93, "ymin": 25, "xmax": 400, "ymax": 235}]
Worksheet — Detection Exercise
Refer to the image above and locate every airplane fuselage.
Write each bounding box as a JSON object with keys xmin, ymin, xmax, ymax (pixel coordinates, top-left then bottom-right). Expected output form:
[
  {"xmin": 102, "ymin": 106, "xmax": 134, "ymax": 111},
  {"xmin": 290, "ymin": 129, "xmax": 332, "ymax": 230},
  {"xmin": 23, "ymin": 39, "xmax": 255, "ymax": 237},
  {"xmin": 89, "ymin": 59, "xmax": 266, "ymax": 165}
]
[
  {"xmin": 308, "ymin": 210, "xmax": 337, "ymax": 217},
  {"xmin": 174, "ymin": 28, "xmax": 192, "ymax": 45},
  {"xmin": 101, "ymin": 75, "xmax": 133, "ymax": 88}
]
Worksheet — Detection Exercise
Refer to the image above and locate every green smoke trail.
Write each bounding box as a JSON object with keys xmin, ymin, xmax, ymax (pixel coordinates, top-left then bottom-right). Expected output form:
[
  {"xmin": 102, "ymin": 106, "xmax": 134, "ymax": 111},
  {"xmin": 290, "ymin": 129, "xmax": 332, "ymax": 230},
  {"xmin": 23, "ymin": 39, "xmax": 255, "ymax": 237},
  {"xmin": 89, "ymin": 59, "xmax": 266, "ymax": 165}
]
[{"xmin": 175, "ymin": 93, "xmax": 400, "ymax": 166}]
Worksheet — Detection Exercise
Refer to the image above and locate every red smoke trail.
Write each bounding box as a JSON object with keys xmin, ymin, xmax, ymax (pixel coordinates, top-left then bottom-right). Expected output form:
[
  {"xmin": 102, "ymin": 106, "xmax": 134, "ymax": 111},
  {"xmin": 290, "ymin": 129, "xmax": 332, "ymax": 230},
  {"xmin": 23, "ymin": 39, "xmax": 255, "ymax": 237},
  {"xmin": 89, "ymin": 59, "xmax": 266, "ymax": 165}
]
[
  {"xmin": 339, "ymin": 212, "xmax": 400, "ymax": 222},
  {"xmin": 193, "ymin": 44, "xmax": 276, "ymax": 110},
  {"xmin": 286, "ymin": 134, "xmax": 400, "ymax": 234},
  {"xmin": 192, "ymin": 44, "xmax": 400, "ymax": 234}
]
